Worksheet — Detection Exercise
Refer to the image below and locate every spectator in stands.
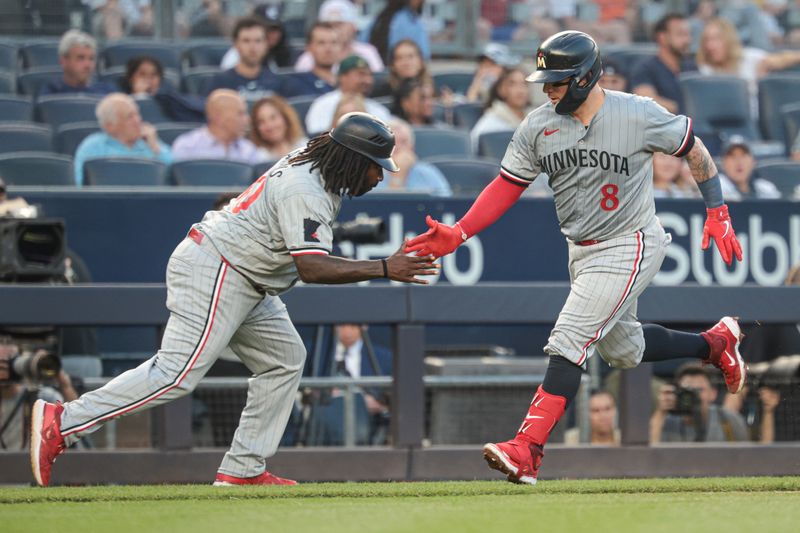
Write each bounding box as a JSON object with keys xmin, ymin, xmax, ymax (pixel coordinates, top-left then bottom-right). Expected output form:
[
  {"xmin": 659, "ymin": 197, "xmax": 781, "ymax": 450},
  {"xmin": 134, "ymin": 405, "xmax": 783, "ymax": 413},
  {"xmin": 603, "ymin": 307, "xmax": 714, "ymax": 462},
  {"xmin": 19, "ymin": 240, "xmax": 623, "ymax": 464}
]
[
  {"xmin": 187, "ymin": 0, "xmax": 231, "ymax": 38},
  {"xmin": 205, "ymin": 17, "xmax": 290, "ymax": 101},
  {"xmin": 697, "ymin": 17, "xmax": 800, "ymax": 116},
  {"xmin": 466, "ymin": 42, "xmax": 520, "ymax": 104},
  {"xmin": 305, "ymin": 55, "xmax": 391, "ymax": 135},
  {"xmin": 249, "ymin": 96, "xmax": 307, "ymax": 161},
  {"xmin": 390, "ymin": 77, "xmax": 440, "ymax": 127},
  {"xmin": 376, "ymin": 119, "xmax": 451, "ymax": 196},
  {"xmin": 563, "ymin": 390, "xmax": 621, "ymax": 446},
  {"xmin": 220, "ymin": 6, "xmax": 293, "ymax": 70},
  {"xmin": 331, "ymin": 93, "xmax": 367, "ymax": 127},
  {"xmin": 723, "ymin": 385, "xmax": 781, "ymax": 443},
  {"xmin": 121, "ymin": 56, "xmax": 205, "ymax": 122},
  {"xmin": 471, "ymin": 67, "xmax": 531, "ymax": 150},
  {"xmin": 295, "ymin": 0, "xmax": 384, "ymax": 73},
  {"xmin": 719, "ymin": 136, "xmax": 781, "ymax": 200},
  {"xmin": 371, "ymin": 39, "xmax": 431, "ymax": 98},
  {"xmin": 283, "ymin": 22, "xmax": 340, "ymax": 98},
  {"xmin": 172, "ymin": 89, "xmax": 266, "ymax": 165},
  {"xmin": 652, "ymin": 152, "xmax": 700, "ymax": 198},
  {"xmin": 39, "ymin": 30, "xmax": 115, "ymax": 97},
  {"xmin": 650, "ymin": 363, "xmax": 749, "ymax": 443},
  {"xmin": 598, "ymin": 57, "xmax": 628, "ymax": 92},
  {"xmin": 85, "ymin": 0, "xmax": 154, "ymax": 40},
  {"xmin": 1, "ymin": 338, "xmax": 79, "ymax": 451},
  {"xmin": 369, "ymin": 0, "xmax": 430, "ymax": 62},
  {"xmin": 73, "ymin": 93, "xmax": 172, "ymax": 186}
]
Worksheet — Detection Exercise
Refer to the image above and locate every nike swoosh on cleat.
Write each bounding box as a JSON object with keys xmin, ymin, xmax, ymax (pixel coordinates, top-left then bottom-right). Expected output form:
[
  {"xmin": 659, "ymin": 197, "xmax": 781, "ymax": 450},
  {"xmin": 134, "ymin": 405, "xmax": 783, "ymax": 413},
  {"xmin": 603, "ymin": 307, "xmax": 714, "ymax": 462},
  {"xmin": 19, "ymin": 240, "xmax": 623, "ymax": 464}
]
[
  {"xmin": 724, "ymin": 350, "xmax": 737, "ymax": 367},
  {"xmin": 525, "ymin": 415, "xmax": 545, "ymax": 420}
]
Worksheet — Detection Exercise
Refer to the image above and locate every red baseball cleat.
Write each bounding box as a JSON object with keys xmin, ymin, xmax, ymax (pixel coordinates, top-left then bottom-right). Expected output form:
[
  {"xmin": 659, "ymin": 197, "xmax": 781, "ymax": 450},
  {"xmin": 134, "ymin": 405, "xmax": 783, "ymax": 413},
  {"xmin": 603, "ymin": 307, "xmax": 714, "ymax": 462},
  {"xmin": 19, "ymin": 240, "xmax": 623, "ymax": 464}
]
[
  {"xmin": 702, "ymin": 316, "xmax": 747, "ymax": 394},
  {"xmin": 213, "ymin": 471, "xmax": 297, "ymax": 486},
  {"xmin": 483, "ymin": 439, "xmax": 544, "ymax": 485},
  {"xmin": 30, "ymin": 400, "xmax": 66, "ymax": 487}
]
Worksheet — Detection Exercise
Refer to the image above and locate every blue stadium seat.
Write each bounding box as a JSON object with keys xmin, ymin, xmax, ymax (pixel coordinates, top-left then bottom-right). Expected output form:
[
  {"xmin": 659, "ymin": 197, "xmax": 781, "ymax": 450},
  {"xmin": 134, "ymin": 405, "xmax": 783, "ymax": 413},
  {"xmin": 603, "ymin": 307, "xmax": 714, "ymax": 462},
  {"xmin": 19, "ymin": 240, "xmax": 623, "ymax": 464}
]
[
  {"xmin": 55, "ymin": 122, "xmax": 100, "ymax": 155},
  {"xmin": 0, "ymin": 43, "xmax": 16, "ymax": 72},
  {"xmin": 17, "ymin": 67, "xmax": 62, "ymax": 96},
  {"xmin": 0, "ymin": 151, "xmax": 74, "ymax": 185},
  {"xmin": 680, "ymin": 74, "xmax": 759, "ymax": 150},
  {"xmin": 98, "ymin": 66, "xmax": 181, "ymax": 92},
  {"xmin": 427, "ymin": 157, "xmax": 499, "ymax": 195},
  {"xmin": 83, "ymin": 157, "xmax": 169, "ymax": 186},
  {"xmin": 252, "ymin": 160, "xmax": 278, "ymax": 181},
  {"xmin": 453, "ymin": 102, "xmax": 485, "ymax": 130},
  {"xmin": 756, "ymin": 161, "xmax": 800, "ymax": 198},
  {"xmin": 36, "ymin": 94, "xmax": 102, "ymax": 127},
  {"xmin": 287, "ymin": 95, "xmax": 316, "ymax": 133},
  {"xmin": 0, "ymin": 71, "xmax": 14, "ymax": 93},
  {"xmin": 432, "ymin": 71, "xmax": 474, "ymax": 95},
  {"xmin": 0, "ymin": 95, "xmax": 33, "ymax": 121},
  {"xmin": 0, "ymin": 122, "xmax": 52, "ymax": 153},
  {"xmin": 412, "ymin": 127, "xmax": 472, "ymax": 160},
  {"xmin": 135, "ymin": 96, "xmax": 172, "ymax": 124},
  {"xmin": 19, "ymin": 42, "xmax": 60, "ymax": 69},
  {"xmin": 100, "ymin": 42, "xmax": 183, "ymax": 72},
  {"xmin": 758, "ymin": 73, "xmax": 800, "ymax": 143},
  {"xmin": 156, "ymin": 122, "xmax": 202, "ymax": 145},
  {"xmin": 782, "ymin": 103, "xmax": 800, "ymax": 154},
  {"xmin": 182, "ymin": 66, "xmax": 220, "ymax": 95},
  {"xmin": 170, "ymin": 159, "xmax": 253, "ymax": 187},
  {"xmin": 477, "ymin": 130, "xmax": 514, "ymax": 159},
  {"xmin": 184, "ymin": 41, "xmax": 230, "ymax": 68},
  {"xmin": 603, "ymin": 44, "xmax": 658, "ymax": 76}
]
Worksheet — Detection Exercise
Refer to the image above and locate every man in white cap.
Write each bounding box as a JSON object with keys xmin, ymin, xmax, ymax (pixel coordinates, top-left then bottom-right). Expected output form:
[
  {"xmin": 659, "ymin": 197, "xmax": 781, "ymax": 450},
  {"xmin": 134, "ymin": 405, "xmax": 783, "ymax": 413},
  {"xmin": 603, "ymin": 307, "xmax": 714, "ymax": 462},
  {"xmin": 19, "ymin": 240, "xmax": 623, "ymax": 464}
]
[{"xmin": 295, "ymin": 0, "xmax": 384, "ymax": 73}]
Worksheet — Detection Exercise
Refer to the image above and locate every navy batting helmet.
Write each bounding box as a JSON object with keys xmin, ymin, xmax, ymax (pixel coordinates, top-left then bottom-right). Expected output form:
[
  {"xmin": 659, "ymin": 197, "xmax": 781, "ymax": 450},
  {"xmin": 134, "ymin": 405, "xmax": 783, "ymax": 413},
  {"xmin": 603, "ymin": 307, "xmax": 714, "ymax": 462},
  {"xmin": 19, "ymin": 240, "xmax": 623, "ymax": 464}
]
[
  {"xmin": 330, "ymin": 112, "xmax": 399, "ymax": 172},
  {"xmin": 526, "ymin": 31, "xmax": 602, "ymax": 115}
]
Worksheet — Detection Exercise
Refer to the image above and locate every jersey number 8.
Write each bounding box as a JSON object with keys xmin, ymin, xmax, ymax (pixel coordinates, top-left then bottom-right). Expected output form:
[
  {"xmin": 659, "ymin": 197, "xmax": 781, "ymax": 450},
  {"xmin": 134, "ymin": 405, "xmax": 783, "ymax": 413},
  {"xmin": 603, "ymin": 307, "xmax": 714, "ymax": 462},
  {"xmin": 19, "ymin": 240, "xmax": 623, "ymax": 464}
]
[{"xmin": 599, "ymin": 183, "xmax": 619, "ymax": 212}]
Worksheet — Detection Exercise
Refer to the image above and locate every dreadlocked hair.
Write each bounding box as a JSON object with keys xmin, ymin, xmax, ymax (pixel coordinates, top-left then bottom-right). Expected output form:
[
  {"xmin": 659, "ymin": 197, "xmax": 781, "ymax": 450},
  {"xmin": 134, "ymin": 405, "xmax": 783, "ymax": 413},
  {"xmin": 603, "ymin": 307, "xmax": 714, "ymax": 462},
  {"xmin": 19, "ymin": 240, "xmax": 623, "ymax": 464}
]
[{"xmin": 288, "ymin": 133, "xmax": 374, "ymax": 197}]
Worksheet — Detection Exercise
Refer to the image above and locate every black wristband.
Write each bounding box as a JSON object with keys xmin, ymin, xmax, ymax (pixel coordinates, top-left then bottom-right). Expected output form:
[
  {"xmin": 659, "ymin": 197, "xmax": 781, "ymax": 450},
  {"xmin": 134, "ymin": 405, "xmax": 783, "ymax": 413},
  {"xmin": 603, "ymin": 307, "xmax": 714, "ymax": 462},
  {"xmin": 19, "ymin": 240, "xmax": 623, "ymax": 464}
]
[{"xmin": 381, "ymin": 258, "xmax": 389, "ymax": 278}]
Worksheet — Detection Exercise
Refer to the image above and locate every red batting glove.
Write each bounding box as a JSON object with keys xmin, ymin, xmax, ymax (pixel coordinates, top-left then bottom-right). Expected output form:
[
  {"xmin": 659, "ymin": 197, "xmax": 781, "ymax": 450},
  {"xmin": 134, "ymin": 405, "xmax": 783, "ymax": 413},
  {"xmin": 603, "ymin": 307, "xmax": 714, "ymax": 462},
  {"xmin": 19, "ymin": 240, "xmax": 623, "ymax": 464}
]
[
  {"xmin": 702, "ymin": 204, "xmax": 743, "ymax": 266},
  {"xmin": 404, "ymin": 215, "xmax": 466, "ymax": 258}
]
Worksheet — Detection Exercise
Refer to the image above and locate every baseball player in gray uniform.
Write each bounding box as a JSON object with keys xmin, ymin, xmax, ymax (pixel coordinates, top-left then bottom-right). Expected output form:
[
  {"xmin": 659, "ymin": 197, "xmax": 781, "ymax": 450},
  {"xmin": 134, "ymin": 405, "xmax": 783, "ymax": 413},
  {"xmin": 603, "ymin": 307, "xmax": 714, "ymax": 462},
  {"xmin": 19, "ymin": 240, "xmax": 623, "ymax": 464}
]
[
  {"xmin": 30, "ymin": 112, "xmax": 438, "ymax": 487},
  {"xmin": 406, "ymin": 31, "xmax": 746, "ymax": 485}
]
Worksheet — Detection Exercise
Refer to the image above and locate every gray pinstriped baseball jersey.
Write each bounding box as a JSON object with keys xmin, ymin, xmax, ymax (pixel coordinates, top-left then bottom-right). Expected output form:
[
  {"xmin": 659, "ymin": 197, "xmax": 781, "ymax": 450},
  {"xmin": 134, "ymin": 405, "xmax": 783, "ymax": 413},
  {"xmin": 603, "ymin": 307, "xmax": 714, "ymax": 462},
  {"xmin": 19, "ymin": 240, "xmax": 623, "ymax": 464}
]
[
  {"xmin": 195, "ymin": 156, "xmax": 342, "ymax": 295},
  {"xmin": 499, "ymin": 90, "xmax": 692, "ymax": 242}
]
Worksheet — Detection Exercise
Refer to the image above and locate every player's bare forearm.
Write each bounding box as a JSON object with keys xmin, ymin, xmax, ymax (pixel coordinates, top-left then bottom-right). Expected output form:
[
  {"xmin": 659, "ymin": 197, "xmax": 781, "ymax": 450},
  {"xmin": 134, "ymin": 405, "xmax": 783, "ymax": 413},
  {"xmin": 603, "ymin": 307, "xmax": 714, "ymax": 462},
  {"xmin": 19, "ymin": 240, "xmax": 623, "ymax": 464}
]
[
  {"xmin": 684, "ymin": 137, "xmax": 718, "ymax": 184},
  {"xmin": 293, "ymin": 247, "xmax": 438, "ymax": 285}
]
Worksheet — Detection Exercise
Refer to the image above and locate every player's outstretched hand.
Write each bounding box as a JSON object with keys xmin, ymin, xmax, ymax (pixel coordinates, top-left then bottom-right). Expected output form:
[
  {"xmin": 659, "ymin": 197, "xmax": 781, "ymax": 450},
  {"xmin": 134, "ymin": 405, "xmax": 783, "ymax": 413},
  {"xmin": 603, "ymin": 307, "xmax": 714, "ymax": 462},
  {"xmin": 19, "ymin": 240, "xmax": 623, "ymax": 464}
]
[
  {"xmin": 404, "ymin": 215, "xmax": 465, "ymax": 259},
  {"xmin": 702, "ymin": 204, "xmax": 743, "ymax": 266},
  {"xmin": 385, "ymin": 240, "xmax": 439, "ymax": 284}
]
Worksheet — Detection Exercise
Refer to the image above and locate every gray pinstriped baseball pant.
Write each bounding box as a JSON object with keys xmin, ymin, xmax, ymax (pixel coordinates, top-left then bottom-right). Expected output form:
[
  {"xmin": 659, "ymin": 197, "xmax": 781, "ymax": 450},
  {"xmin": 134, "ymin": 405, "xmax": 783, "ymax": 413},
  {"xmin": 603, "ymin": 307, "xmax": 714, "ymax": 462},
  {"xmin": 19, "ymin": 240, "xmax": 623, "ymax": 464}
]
[{"xmin": 59, "ymin": 235, "xmax": 306, "ymax": 478}]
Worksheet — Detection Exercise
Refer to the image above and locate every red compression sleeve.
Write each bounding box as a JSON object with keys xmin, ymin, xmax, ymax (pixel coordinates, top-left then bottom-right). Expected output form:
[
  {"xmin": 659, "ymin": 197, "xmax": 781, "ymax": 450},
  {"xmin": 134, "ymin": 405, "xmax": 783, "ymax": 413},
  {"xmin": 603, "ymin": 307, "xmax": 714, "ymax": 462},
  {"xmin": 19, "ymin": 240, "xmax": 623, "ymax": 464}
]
[{"xmin": 457, "ymin": 175, "xmax": 527, "ymax": 237}]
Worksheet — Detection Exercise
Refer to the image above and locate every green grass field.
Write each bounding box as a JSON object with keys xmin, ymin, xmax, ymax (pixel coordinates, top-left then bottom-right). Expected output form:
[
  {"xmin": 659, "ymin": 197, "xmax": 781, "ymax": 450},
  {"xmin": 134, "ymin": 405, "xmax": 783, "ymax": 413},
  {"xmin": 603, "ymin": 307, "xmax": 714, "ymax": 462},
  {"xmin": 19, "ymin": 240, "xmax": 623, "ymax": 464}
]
[{"xmin": 2, "ymin": 477, "xmax": 799, "ymax": 533}]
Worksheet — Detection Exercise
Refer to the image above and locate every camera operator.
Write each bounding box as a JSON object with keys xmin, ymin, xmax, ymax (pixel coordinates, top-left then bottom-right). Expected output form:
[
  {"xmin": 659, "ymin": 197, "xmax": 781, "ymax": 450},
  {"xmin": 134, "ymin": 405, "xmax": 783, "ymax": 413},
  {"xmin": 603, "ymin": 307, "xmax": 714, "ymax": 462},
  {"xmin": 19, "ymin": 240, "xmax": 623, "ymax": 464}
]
[
  {"xmin": 0, "ymin": 337, "xmax": 78, "ymax": 451},
  {"xmin": 650, "ymin": 363, "xmax": 748, "ymax": 443}
]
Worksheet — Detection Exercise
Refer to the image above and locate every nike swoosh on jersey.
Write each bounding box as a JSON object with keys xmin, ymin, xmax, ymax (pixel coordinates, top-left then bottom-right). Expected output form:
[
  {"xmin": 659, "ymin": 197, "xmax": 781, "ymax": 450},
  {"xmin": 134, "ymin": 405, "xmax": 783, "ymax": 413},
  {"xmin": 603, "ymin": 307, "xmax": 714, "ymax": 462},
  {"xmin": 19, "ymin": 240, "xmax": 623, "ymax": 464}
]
[{"xmin": 544, "ymin": 128, "xmax": 559, "ymax": 136}]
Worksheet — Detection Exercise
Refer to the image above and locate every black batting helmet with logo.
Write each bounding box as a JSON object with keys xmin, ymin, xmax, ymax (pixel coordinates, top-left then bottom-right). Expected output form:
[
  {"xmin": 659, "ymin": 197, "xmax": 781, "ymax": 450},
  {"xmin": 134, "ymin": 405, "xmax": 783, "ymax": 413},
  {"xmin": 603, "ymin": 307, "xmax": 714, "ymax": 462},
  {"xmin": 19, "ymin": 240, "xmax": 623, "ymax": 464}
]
[
  {"xmin": 526, "ymin": 31, "xmax": 602, "ymax": 115},
  {"xmin": 330, "ymin": 112, "xmax": 399, "ymax": 172}
]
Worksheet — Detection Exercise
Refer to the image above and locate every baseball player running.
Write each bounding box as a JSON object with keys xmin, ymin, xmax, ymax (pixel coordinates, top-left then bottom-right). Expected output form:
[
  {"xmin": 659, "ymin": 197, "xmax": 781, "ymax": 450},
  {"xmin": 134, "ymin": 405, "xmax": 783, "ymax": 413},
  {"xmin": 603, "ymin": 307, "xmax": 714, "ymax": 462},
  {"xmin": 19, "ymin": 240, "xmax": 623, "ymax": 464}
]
[
  {"xmin": 405, "ymin": 31, "xmax": 746, "ymax": 485},
  {"xmin": 30, "ymin": 112, "xmax": 438, "ymax": 487}
]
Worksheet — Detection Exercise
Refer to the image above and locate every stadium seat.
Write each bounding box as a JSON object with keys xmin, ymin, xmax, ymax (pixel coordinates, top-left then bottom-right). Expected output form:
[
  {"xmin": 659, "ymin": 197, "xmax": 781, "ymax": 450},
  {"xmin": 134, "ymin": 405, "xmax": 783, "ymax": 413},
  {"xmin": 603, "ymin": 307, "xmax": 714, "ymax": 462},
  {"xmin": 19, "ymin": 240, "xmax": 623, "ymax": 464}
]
[
  {"xmin": 0, "ymin": 151, "xmax": 74, "ymax": 185},
  {"xmin": 758, "ymin": 73, "xmax": 800, "ymax": 143},
  {"xmin": 432, "ymin": 71, "xmax": 474, "ymax": 95},
  {"xmin": 135, "ymin": 96, "xmax": 172, "ymax": 124},
  {"xmin": 83, "ymin": 157, "xmax": 169, "ymax": 186},
  {"xmin": 100, "ymin": 42, "xmax": 183, "ymax": 72},
  {"xmin": 36, "ymin": 94, "xmax": 102, "ymax": 127},
  {"xmin": 171, "ymin": 159, "xmax": 253, "ymax": 187},
  {"xmin": 0, "ymin": 71, "xmax": 14, "ymax": 93},
  {"xmin": 183, "ymin": 41, "xmax": 230, "ymax": 68},
  {"xmin": 477, "ymin": 130, "xmax": 514, "ymax": 159},
  {"xmin": 427, "ymin": 157, "xmax": 500, "ymax": 195},
  {"xmin": 603, "ymin": 44, "xmax": 658, "ymax": 76},
  {"xmin": 155, "ymin": 122, "xmax": 202, "ymax": 145},
  {"xmin": 755, "ymin": 161, "xmax": 800, "ymax": 198},
  {"xmin": 0, "ymin": 94, "xmax": 33, "ymax": 121},
  {"xmin": 98, "ymin": 66, "xmax": 181, "ymax": 92},
  {"xmin": 17, "ymin": 66, "xmax": 62, "ymax": 96},
  {"xmin": 680, "ymin": 74, "xmax": 759, "ymax": 148},
  {"xmin": 453, "ymin": 102, "xmax": 484, "ymax": 130},
  {"xmin": 782, "ymin": 103, "xmax": 800, "ymax": 154},
  {"xmin": 252, "ymin": 160, "xmax": 278, "ymax": 180},
  {"xmin": 287, "ymin": 95, "xmax": 316, "ymax": 133},
  {"xmin": 19, "ymin": 42, "xmax": 60, "ymax": 69},
  {"xmin": 412, "ymin": 127, "xmax": 472, "ymax": 160},
  {"xmin": 0, "ymin": 42, "xmax": 16, "ymax": 72},
  {"xmin": 0, "ymin": 122, "xmax": 52, "ymax": 153},
  {"xmin": 182, "ymin": 66, "xmax": 220, "ymax": 95},
  {"xmin": 54, "ymin": 121, "xmax": 100, "ymax": 155}
]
